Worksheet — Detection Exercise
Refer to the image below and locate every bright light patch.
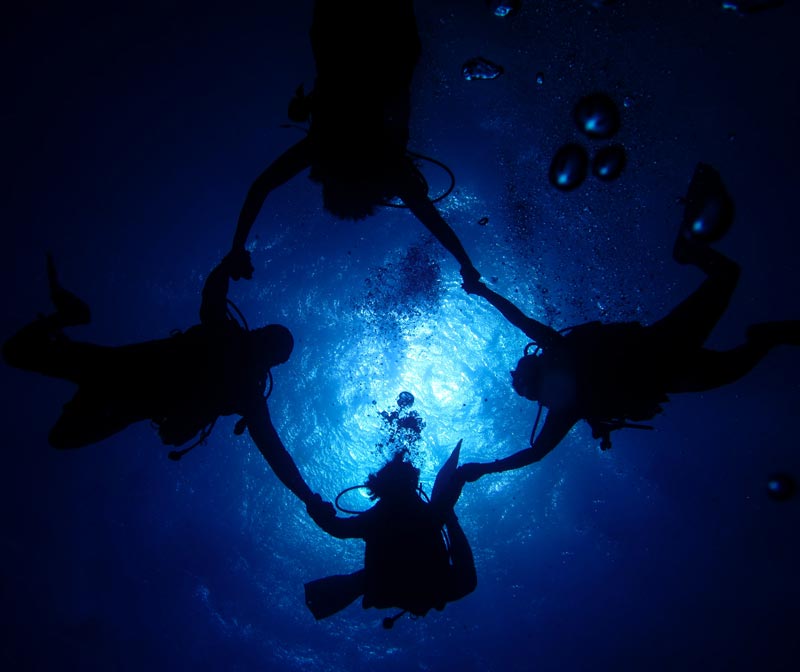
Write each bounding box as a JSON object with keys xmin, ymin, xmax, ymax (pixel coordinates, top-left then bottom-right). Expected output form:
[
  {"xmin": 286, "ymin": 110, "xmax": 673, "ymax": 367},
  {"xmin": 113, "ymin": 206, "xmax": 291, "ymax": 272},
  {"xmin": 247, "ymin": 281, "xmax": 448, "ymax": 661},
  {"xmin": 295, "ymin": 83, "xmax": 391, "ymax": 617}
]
[{"xmin": 326, "ymin": 285, "xmax": 527, "ymax": 484}]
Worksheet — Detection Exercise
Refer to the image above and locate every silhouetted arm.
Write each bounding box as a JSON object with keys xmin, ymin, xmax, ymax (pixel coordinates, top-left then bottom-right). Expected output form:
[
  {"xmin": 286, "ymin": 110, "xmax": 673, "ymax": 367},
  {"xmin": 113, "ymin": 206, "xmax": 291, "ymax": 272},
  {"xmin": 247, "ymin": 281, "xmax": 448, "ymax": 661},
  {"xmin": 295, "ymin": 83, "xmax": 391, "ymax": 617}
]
[
  {"xmin": 199, "ymin": 260, "xmax": 232, "ymax": 325},
  {"xmin": 458, "ymin": 408, "xmax": 579, "ymax": 481},
  {"xmin": 244, "ymin": 398, "xmax": 316, "ymax": 506},
  {"xmin": 474, "ymin": 283, "xmax": 562, "ymax": 349},
  {"xmin": 309, "ymin": 507, "xmax": 373, "ymax": 540},
  {"xmin": 395, "ymin": 169, "xmax": 481, "ymax": 288},
  {"xmin": 231, "ymin": 137, "xmax": 314, "ymax": 252}
]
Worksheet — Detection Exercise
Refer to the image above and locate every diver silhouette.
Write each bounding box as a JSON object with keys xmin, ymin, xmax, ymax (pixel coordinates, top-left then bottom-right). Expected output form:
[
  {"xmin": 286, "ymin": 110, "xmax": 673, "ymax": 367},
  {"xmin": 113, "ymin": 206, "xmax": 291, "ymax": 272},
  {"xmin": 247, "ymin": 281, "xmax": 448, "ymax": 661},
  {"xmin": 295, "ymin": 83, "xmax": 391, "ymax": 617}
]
[
  {"xmin": 3, "ymin": 253, "xmax": 320, "ymax": 506},
  {"xmin": 303, "ymin": 442, "xmax": 476, "ymax": 625},
  {"xmin": 227, "ymin": 0, "xmax": 481, "ymax": 293},
  {"xmin": 457, "ymin": 163, "xmax": 800, "ymax": 481}
]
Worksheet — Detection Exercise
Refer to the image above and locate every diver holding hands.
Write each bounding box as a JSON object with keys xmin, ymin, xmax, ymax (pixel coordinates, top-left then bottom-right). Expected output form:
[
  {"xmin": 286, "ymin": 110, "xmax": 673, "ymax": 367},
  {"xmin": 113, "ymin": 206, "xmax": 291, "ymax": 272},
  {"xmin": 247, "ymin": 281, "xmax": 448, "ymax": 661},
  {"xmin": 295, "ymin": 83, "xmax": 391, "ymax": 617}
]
[
  {"xmin": 457, "ymin": 163, "xmax": 800, "ymax": 483},
  {"xmin": 4, "ymin": 251, "xmax": 323, "ymax": 508},
  {"xmin": 303, "ymin": 442, "xmax": 477, "ymax": 626},
  {"xmin": 226, "ymin": 0, "xmax": 482, "ymax": 293}
]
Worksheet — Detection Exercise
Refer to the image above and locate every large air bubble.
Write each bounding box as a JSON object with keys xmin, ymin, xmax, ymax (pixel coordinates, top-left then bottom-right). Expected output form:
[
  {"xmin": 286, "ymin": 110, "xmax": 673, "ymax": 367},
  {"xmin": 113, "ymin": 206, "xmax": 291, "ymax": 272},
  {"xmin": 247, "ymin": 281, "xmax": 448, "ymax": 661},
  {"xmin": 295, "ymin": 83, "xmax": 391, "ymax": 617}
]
[
  {"xmin": 549, "ymin": 143, "xmax": 589, "ymax": 191},
  {"xmin": 573, "ymin": 92, "xmax": 621, "ymax": 139}
]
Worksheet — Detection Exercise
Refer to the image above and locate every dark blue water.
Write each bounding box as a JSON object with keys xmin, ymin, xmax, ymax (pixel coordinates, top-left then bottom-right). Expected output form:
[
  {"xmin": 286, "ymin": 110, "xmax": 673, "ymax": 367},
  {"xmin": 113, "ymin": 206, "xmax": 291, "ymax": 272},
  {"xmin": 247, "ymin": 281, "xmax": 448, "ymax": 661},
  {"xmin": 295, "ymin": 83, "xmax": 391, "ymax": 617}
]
[{"xmin": 2, "ymin": 2, "xmax": 799, "ymax": 670}]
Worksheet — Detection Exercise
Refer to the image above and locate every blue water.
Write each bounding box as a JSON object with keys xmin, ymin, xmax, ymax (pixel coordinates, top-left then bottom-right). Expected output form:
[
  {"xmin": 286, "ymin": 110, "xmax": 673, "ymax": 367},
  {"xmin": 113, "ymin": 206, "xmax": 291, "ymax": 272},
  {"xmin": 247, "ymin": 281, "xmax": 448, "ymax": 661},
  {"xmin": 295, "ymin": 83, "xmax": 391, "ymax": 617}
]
[{"xmin": 2, "ymin": 2, "xmax": 799, "ymax": 670}]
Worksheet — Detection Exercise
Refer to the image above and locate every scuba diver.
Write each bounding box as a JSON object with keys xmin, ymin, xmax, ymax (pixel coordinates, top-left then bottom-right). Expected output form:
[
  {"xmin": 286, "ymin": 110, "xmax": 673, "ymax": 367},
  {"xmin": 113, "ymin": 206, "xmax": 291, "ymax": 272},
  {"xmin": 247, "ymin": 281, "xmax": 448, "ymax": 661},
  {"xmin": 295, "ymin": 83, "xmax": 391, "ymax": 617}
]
[
  {"xmin": 303, "ymin": 442, "xmax": 477, "ymax": 627},
  {"xmin": 227, "ymin": 0, "xmax": 482, "ymax": 293},
  {"xmin": 457, "ymin": 163, "xmax": 800, "ymax": 482},
  {"xmin": 3, "ymin": 252, "xmax": 321, "ymax": 507}
]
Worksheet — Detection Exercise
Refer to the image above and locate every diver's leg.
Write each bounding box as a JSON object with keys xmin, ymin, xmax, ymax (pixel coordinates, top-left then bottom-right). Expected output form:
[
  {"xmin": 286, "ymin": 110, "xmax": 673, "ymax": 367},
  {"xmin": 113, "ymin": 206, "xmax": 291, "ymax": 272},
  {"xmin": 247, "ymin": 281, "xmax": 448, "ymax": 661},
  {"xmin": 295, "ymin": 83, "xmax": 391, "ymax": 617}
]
[
  {"xmin": 2, "ymin": 318, "xmax": 102, "ymax": 383},
  {"xmin": 232, "ymin": 137, "xmax": 313, "ymax": 254},
  {"xmin": 666, "ymin": 347, "xmax": 768, "ymax": 393},
  {"xmin": 4, "ymin": 256, "xmax": 94, "ymax": 379},
  {"xmin": 48, "ymin": 391, "xmax": 138, "ymax": 449},
  {"xmin": 3, "ymin": 315, "xmax": 79, "ymax": 382},
  {"xmin": 443, "ymin": 512, "xmax": 477, "ymax": 602},
  {"xmin": 666, "ymin": 322, "xmax": 800, "ymax": 393},
  {"xmin": 397, "ymin": 171, "xmax": 482, "ymax": 293},
  {"xmin": 3, "ymin": 317, "xmax": 58, "ymax": 374},
  {"xmin": 654, "ymin": 162, "xmax": 740, "ymax": 348},
  {"xmin": 648, "ymin": 249, "xmax": 740, "ymax": 351}
]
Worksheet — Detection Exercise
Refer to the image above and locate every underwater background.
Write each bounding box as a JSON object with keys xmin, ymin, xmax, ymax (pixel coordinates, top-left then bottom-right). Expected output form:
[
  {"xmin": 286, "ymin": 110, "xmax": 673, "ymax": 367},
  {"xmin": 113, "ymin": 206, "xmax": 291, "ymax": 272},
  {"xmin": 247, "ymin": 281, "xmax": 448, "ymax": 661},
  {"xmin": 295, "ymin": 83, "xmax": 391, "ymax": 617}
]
[{"xmin": 2, "ymin": 1, "xmax": 798, "ymax": 670}]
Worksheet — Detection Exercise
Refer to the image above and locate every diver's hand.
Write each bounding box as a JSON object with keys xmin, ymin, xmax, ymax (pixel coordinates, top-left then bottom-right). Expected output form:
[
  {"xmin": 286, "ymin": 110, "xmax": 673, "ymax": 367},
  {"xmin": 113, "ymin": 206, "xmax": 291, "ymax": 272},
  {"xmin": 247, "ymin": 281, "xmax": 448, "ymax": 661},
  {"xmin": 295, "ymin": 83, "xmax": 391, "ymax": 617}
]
[
  {"xmin": 306, "ymin": 493, "xmax": 336, "ymax": 524},
  {"xmin": 224, "ymin": 247, "xmax": 254, "ymax": 281},
  {"xmin": 459, "ymin": 265, "xmax": 483, "ymax": 296},
  {"xmin": 457, "ymin": 462, "xmax": 487, "ymax": 484}
]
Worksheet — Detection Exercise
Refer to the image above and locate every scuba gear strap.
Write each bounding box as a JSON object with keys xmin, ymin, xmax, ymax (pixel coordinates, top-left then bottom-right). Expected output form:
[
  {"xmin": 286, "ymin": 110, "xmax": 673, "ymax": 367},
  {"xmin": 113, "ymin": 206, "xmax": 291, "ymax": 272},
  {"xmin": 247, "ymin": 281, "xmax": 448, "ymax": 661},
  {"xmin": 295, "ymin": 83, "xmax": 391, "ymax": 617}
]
[
  {"xmin": 380, "ymin": 150, "xmax": 456, "ymax": 208},
  {"xmin": 167, "ymin": 419, "xmax": 217, "ymax": 461},
  {"xmin": 589, "ymin": 419, "xmax": 655, "ymax": 451},
  {"xmin": 334, "ymin": 483, "xmax": 431, "ymax": 514}
]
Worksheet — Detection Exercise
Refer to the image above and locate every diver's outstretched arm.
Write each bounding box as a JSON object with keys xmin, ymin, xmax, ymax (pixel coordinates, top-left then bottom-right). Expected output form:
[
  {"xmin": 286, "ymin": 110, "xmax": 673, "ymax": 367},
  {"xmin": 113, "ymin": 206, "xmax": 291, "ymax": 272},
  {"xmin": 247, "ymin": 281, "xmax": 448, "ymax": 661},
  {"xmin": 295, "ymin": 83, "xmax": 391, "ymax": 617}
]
[
  {"xmin": 458, "ymin": 409, "xmax": 578, "ymax": 481},
  {"xmin": 244, "ymin": 399, "xmax": 316, "ymax": 505},
  {"xmin": 307, "ymin": 503, "xmax": 374, "ymax": 540},
  {"xmin": 395, "ymin": 174, "xmax": 482, "ymax": 292},
  {"xmin": 199, "ymin": 259, "xmax": 234, "ymax": 325},
  {"xmin": 232, "ymin": 137, "xmax": 314, "ymax": 253},
  {"xmin": 474, "ymin": 283, "xmax": 562, "ymax": 349}
]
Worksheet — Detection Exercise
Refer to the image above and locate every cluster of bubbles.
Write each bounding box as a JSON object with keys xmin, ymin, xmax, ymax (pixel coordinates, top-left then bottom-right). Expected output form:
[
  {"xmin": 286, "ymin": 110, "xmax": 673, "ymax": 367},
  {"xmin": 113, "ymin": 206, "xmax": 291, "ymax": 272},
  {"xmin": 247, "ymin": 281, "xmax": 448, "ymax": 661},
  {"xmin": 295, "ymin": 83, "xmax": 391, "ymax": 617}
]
[
  {"xmin": 462, "ymin": 56, "xmax": 505, "ymax": 81},
  {"xmin": 375, "ymin": 391, "xmax": 427, "ymax": 460},
  {"xmin": 549, "ymin": 92, "xmax": 626, "ymax": 191},
  {"xmin": 486, "ymin": 0, "xmax": 521, "ymax": 17},
  {"xmin": 358, "ymin": 241, "xmax": 443, "ymax": 328},
  {"xmin": 461, "ymin": 3, "xmax": 521, "ymax": 80}
]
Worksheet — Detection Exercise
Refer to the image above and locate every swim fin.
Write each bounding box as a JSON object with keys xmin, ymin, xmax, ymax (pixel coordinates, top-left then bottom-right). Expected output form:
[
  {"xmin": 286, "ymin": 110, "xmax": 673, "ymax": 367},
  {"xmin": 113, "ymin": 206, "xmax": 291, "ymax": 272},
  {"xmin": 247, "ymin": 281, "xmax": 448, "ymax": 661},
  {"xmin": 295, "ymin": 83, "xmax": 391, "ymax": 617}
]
[
  {"xmin": 679, "ymin": 163, "xmax": 735, "ymax": 245},
  {"xmin": 304, "ymin": 569, "xmax": 366, "ymax": 620},
  {"xmin": 47, "ymin": 254, "xmax": 91, "ymax": 326},
  {"xmin": 431, "ymin": 439, "xmax": 463, "ymax": 512},
  {"xmin": 747, "ymin": 320, "xmax": 800, "ymax": 348}
]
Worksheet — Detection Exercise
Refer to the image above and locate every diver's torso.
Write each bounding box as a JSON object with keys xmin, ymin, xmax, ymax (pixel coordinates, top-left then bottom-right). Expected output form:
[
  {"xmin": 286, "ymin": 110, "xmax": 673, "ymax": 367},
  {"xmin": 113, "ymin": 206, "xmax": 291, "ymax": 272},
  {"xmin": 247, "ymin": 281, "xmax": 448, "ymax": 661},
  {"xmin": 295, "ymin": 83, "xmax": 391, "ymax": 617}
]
[
  {"xmin": 93, "ymin": 322, "xmax": 263, "ymax": 418},
  {"xmin": 541, "ymin": 321, "xmax": 668, "ymax": 421},
  {"xmin": 362, "ymin": 497, "xmax": 450, "ymax": 614}
]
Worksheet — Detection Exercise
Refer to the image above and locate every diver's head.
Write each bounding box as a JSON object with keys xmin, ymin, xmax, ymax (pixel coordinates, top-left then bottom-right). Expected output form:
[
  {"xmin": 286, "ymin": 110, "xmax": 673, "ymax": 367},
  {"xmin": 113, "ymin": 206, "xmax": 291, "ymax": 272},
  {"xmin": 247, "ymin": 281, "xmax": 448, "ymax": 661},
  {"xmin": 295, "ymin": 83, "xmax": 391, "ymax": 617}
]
[
  {"xmin": 309, "ymin": 130, "xmax": 406, "ymax": 220},
  {"xmin": 511, "ymin": 354, "xmax": 543, "ymax": 401},
  {"xmin": 366, "ymin": 450, "xmax": 420, "ymax": 501},
  {"xmin": 320, "ymin": 173, "xmax": 383, "ymax": 220},
  {"xmin": 309, "ymin": 157, "xmax": 390, "ymax": 221},
  {"xmin": 251, "ymin": 324, "xmax": 294, "ymax": 369}
]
